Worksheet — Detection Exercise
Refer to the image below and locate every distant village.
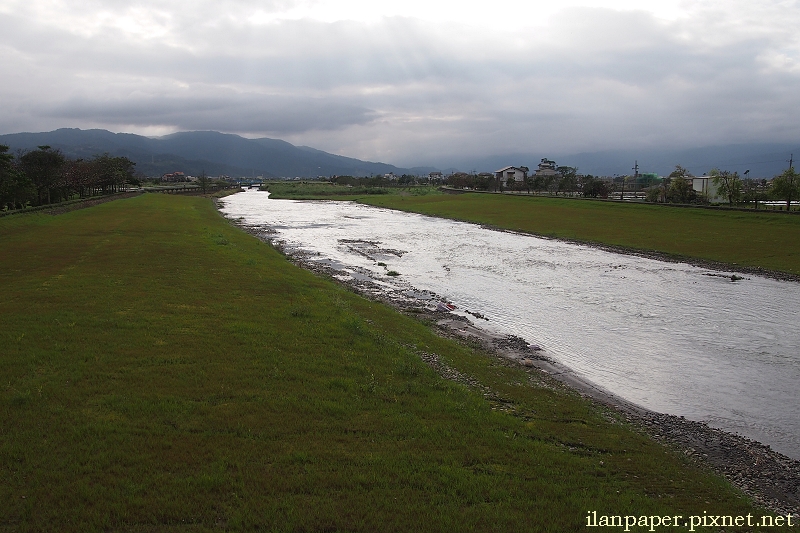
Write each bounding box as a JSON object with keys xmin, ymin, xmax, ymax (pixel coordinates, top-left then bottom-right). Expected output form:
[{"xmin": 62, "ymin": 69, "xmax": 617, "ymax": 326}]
[
  {"xmin": 155, "ymin": 155, "xmax": 798, "ymax": 209},
  {"xmin": 432, "ymin": 158, "xmax": 777, "ymax": 206}
]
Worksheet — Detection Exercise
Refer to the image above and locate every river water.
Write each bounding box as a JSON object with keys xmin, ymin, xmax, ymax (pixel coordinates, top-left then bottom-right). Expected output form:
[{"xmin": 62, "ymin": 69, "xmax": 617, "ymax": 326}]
[{"xmin": 220, "ymin": 190, "xmax": 800, "ymax": 460}]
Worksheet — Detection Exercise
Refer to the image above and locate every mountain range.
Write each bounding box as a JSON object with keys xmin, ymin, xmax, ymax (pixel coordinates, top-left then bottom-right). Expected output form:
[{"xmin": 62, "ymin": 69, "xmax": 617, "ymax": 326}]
[
  {"xmin": 0, "ymin": 129, "xmax": 432, "ymax": 179},
  {"xmin": 1, "ymin": 128, "xmax": 797, "ymax": 179}
]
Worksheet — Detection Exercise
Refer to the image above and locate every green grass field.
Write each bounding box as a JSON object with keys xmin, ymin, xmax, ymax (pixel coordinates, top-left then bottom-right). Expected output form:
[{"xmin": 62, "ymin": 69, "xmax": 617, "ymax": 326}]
[
  {"xmin": 355, "ymin": 193, "xmax": 800, "ymax": 275},
  {"xmin": 261, "ymin": 181, "xmax": 441, "ymax": 201},
  {"xmin": 0, "ymin": 194, "xmax": 775, "ymax": 531},
  {"xmin": 259, "ymin": 181, "xmax": 389, "ymax": 199}
]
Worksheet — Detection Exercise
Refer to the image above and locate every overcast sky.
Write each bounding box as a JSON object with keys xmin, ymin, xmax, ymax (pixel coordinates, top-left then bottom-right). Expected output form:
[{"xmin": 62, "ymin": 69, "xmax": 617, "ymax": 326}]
[{"xmin": 2, "ymin": 0, "xmax": 799, "ymax": 166}]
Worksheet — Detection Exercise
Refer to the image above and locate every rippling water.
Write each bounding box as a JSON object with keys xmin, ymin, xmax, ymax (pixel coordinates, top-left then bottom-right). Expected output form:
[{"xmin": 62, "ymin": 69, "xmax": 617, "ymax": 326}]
[{"xmin": 220, "ymin": 190, "xmax": 800, "ymax": 459}]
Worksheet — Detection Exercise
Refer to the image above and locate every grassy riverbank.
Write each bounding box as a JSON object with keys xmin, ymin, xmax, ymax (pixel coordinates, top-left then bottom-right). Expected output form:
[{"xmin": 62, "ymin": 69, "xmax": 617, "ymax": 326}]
[
  {"xmin": 0, "ymin": 193, "xmax": 774, "ymax": 531},
  {"xmin": 261, "ymin": 181, "xmax": 440, "ymax": 200},
  {"xmin": 356, "ymin": 193, "xmax": 800, "ymax": 276}
]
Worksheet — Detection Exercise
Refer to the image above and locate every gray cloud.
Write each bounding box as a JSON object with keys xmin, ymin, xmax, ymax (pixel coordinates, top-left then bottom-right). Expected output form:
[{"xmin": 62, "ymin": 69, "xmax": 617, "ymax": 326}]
[
  {"xmin": 1, "ymin": 1, "xmax": 799, "ymax": 165},
  {"xmin": 46, "ymin": 94, "xmax": 378, "ymax": 133}
]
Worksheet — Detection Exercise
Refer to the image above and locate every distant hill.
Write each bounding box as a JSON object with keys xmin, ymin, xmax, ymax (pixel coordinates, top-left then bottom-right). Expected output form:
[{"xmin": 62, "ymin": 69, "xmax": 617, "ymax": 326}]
[
  {"xmin": 0, "ymin": 129, "xmax": 426, "ymax": 178},
  {"xmin": 3, "ymin": 128, "xmax": 796, "ymax": 179},
  {"xmin": 453, "ymin": 144, "xmax": 800, "ymax": 179}
]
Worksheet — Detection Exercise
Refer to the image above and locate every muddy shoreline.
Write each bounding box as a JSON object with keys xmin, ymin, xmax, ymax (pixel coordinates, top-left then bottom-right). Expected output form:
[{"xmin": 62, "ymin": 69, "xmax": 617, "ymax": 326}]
[{"xmin": 225, "ymin": 211, "xmax": 800, "ymax": 516}]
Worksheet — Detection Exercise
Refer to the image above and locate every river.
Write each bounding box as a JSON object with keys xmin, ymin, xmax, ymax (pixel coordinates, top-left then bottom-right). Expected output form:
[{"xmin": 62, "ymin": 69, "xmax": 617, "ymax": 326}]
[{"xmin": 219, "ymin": 190, "xmax": 800, "ymax": 460}]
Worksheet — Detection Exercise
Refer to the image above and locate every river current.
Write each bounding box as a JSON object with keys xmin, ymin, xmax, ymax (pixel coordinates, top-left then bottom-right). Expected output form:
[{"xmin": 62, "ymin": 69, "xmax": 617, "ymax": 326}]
[{"xmin": 220, "ymin": 190, "xmax": 800, "ymax": 460}]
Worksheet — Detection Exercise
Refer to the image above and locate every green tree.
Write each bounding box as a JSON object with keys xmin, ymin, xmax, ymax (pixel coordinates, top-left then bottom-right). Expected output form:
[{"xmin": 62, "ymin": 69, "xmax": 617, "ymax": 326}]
[
  {"xmin": 397, "ymin": 174, "xmax": 414, "ymax": 186},
  {"xmin": 771, "ymin": 167, "xmax": 800, "ymax": 211},
  {"xmin": 530, "ymin": 174, "xmax": 546, "ymax": 194},
  {"xmin": 666, "ymin": 165, "xmax": 696, "ymax": 204},
  {"xmin": 198, "ymin": 169, "xmax": 211, "ymax": 194},
  {"xmin": 741, "ymin": 179, "xmax": 768, "ymax": 209},
  {"xmin": 523, "ymin": 174, "xmax": 535, "ymax": 193},
  {"xmin": 645, "ymin": 186, "xmax": 661, "ymax": 203},
  {"xmin": 709, "ymin": 168, "xmax": 742, "ymax": 206},
  {"xmin": 556, "ymin": 166, "xmax": 578, "ymax": 196},
  {"xmin": 544, "ymin": 174, "xmax": 559, "ymax": 195},
  {"xmin": 582, "ymin": 176, "xmax": 610, "ymax": 198},
  {"xmin": 90, "ymin": 154, "xmax": 136, "ymax": 194},
  {"xmin": 333, "ymin": 175, "xmax": 356, "ymax": 186},
  {"xmin": 62, "ymin": 159, "xmax": 94, "ymax": 199},
  {"xmin": 557, "ymin": 166, "xmax": 577, "ymax": 180},
  {"xmin": 18, "ymin": 145, "xmax": 66, "ymax": 205},
  {"xmin": 0, "ymin": 145, "xmax": 35, "ymax": 210},
  {"xmin": 0, "ymin": 144, "xmax": 15, "ymax": 207}
]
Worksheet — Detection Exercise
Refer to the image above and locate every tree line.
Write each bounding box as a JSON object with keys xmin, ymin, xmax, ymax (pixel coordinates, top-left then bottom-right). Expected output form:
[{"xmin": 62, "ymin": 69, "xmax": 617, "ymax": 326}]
[
  {"xmin": 445, "ymin": 165, "xmax": 800, "ymax": 210},
  {"xmin": 646, "ymin": 165, "xmax": 800, "ymax": 210},
  {"xmin": 329, "ymin": 174, "xmax": 434, "ymax": 187},
  {"xmin": 446, "ymin": 168, "xmax": 614, "ymax": 197},
  {"xmin": 0, "ymin": 145, "xmax": 137, "ymax": 211}
]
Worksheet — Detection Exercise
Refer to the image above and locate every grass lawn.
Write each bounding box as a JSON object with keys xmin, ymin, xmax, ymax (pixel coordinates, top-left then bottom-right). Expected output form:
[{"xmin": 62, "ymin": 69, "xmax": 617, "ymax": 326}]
[
  {"xmin": 260, "ymin": 181, "xmax": 441, "ymax": 202},
  {"xmin": 259, "ymin": 181, "xmax": 388, "ymax": 200},
  {"xmin": 0, "ymin": 193, "xmax": 775, "ymax": 531},
  {"xmin": 355, "ymin": 193, "xmax": 800, "ymax": 275}
]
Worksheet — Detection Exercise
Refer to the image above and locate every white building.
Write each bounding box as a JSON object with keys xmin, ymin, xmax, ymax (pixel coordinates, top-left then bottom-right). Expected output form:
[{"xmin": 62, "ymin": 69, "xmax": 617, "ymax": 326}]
[
  {"xmin": 495, "ymin": 166, "xmax": 529, "ymax": 182},
  {"xmin": 690, "ymin": 177, "xmax": 724, "ymax": 203},
  {"xmin": 535, "ymin": 158, "xmax": 559, "ymax": 178}
]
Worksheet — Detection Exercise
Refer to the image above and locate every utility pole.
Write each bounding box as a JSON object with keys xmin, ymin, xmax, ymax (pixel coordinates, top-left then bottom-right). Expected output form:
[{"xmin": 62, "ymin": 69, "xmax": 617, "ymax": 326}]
[
  {"xmin": 621, "ymin": 161, "xmax": 639, "ymax": 200},
  {"xmin": 789, "ymin": 153, "xmax": 794, "ymax": 170}
]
